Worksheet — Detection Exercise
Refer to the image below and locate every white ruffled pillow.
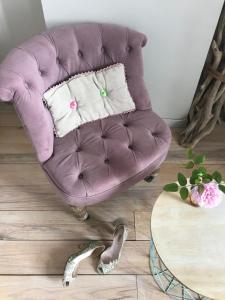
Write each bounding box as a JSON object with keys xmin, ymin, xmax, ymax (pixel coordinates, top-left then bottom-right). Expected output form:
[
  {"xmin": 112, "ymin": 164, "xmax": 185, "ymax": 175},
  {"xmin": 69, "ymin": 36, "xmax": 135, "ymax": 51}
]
[{"xmin": 43, "ymin": 63, "xmax": 135, "ymax": 137}]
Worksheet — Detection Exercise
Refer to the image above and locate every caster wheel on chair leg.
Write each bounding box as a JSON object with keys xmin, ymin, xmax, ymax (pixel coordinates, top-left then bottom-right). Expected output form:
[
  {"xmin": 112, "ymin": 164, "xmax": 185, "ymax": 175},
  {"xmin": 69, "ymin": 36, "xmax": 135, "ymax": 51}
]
[
  {"xmin": 144, "ymin": 175, "xmax": 155, "ymax": 183},
  {"xmin": 144, "ymin": 168, "xmax": 160, "ymax": 183}
]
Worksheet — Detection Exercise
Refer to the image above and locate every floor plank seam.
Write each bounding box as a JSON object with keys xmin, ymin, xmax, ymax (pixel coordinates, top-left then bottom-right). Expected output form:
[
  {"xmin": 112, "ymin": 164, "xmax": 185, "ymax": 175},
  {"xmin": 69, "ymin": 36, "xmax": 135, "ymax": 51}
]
[
  {"xmin": 0, "ymin": 273, "xmax": 150, "ymax": 276},
  {"xmin": 0, "ymin": 239, "xmax": 143, "ymax": 241},
  {"xmin": 134, "ymin": 211, "xmax": 137, "ymax": 241},
  {"xmin": 136, "ymin": 275, "xmax": 139, "ymax": 300}
]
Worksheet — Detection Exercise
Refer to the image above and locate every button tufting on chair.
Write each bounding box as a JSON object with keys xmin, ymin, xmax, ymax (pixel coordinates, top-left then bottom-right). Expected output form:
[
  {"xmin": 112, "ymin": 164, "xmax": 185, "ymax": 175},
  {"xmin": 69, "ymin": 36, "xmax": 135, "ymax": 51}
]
[
  {"xmin": 151, "ymin": 131, "xmax": 158, "ymax": 137},
  {"xmin": 43, "ymin": 109, "xmax": 171, "ymax": 203},
  {"xmin": 24, "ymin": 82, "xmax": 31, "ymax": 89},
  {"xmin": 39, "ymin": 70, "xmax": 45, "ymax": 76},
  {"xmin": 78, "ymin": 173, "xmax": 84, "ymax": 179},
  {"xmin": 127, "ymin": 45, "xmax": 132, "ymax": 52},
  {"xmin": 0, "ymin": 23, "xmax": 171, "ymax": 208},
  {"xmin": 78, "ymin": 50, "xmax": 83, "ymax": 58}
]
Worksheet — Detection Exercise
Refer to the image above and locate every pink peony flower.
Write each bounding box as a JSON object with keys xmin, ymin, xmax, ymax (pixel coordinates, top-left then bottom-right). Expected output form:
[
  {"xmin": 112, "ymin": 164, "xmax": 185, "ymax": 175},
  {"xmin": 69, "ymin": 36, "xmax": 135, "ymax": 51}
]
[{"xmin": 191, "ymin": 181, "xmax": 222, "ymax": 208}]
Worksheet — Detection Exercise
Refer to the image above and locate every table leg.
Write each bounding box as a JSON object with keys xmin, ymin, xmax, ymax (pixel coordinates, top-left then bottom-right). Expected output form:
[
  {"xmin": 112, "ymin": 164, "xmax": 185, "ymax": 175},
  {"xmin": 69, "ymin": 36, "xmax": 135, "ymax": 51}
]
[{"xmin": 149, "ymin": 239, "xmax": 211, "ymax": 300}]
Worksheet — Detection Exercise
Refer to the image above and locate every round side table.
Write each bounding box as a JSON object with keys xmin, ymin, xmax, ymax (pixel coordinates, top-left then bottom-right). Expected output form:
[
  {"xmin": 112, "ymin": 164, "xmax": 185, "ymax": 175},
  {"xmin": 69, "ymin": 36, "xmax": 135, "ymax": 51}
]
[{"xmin": 150, "ymin": 191, "xmax": 225, "ymax": 300}]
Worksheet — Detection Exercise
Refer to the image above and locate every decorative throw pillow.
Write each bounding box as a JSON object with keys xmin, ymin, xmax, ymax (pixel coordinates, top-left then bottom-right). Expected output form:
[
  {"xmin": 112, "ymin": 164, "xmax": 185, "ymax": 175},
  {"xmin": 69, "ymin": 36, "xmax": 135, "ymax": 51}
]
[{"xmin": 43, "ymin": 63, "xmax": 135, "ymax": 137}]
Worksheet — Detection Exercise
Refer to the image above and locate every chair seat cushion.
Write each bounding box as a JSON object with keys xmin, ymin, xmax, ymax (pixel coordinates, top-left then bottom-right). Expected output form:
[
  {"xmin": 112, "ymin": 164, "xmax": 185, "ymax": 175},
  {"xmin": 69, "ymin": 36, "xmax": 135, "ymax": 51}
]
[{"xmin": 43, "ymin": 109, "xmax": 171, "ymax": 206}]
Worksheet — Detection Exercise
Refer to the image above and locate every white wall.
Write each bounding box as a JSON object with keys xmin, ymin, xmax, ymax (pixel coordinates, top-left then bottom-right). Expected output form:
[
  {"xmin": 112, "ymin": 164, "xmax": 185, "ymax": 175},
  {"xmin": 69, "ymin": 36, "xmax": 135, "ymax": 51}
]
[
  {"xmin": 0, "ymin": 0, "xmax": 223, "ymax": 125},
  {"xmin": 0, "ymin": 0, "xmax": 45, "ymax": 61},
  {"xmin": 41, "ymin": 0, "xmax": 223, "ymax": 126}
]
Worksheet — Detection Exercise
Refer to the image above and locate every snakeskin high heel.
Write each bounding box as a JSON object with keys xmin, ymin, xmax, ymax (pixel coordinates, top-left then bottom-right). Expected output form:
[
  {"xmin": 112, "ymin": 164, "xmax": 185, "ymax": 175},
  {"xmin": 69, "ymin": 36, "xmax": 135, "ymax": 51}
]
[
  {"xmin": 63, "ymin": 241, "xmax": 105, "ymax": 287},
  {"xmin": 97, "ymin": 223, "xmax": 129, "ymax": 274}
]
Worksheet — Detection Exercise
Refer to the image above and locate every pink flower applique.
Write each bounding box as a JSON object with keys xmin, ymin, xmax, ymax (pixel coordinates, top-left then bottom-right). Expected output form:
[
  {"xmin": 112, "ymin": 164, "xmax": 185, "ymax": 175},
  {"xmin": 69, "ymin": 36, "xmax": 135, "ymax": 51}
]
[{"xmin": 70, "ymin": 99, "xmax": 77, "ymax": 110}]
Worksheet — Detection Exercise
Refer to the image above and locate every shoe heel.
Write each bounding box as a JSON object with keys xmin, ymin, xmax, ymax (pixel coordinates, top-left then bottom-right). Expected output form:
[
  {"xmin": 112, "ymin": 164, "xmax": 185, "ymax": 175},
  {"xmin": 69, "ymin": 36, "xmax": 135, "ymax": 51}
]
[
  {"xmin": 62, "ymin": 257, "xmax": 79, "ymax": 287},
  {"xmin": 62, "ymin": 241, "xmax": 105, "ymax": 287},
  {"xmin": 97, "ymin": 223, "xmax": 129, "ymax": 275}
]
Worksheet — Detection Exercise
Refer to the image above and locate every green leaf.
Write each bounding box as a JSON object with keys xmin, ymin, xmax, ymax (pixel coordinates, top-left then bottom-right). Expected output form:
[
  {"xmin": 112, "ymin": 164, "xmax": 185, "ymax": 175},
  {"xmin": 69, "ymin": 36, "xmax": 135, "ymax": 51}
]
[
  {"xmin": 190, "ymin": 176, "xmax": 196, "ymax": 184},
  {"xmin": 202, "ymin": 174, "xmax": 212, "ymax": 183},
  {"xmin": 195, "ymin": 178, "xmax": 201, "ymax": 184},
  {"xmin": 212, "ymin": 171, "xmax": 222, "ymax": 183},
  {"xmin": 185, "ymin": 161, "xmax": 194, "ymax": 169},
  {"xmin": 198, "ymin": 166, "xmax": 207, "ymax": 175},
  {"xmin": 180, "ymin": 187, "xmax": 189, "ymax": 200},
  {"xmin": 163, "ymin": 183, "xmax": 179, "ymax": 192},
  {"xmin": 192, "ymin": 169, "xmax": 199, "ymax": 178},
  {"xmin": 198, "ymin": 184, "xmax": 205, "ymax": 194},
  {"xmin": 219, "ymin": 184, "xmax": 225, "ymax": 194},
  {"xmin": 194, "ymin": 155, "xmax": 205, "ymax": 165},
  {"xmin": 190, "ymin": 170, "xmax": 200, "ymax": 184},
  {"xmin": 177, "ymin": 173, "xmax": 187, "ymax": 186},
  {"xmin": 187, "ymin": 148, "xmax": 194, "ymax": 160}
]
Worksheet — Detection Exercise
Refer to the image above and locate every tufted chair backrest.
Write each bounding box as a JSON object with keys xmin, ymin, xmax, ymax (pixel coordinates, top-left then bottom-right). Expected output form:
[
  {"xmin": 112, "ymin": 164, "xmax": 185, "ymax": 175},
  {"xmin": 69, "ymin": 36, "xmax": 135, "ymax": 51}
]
[{"xmin": 0, "ymin": 23, "xmax": 150, "ymax": 163}]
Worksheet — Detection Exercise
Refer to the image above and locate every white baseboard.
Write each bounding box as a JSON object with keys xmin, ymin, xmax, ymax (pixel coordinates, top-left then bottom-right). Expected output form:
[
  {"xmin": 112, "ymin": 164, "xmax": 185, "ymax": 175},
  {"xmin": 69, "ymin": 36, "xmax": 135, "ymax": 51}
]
[{"xmin": 162, "ymin": 118, "xmax": 186, "ymax": 128}]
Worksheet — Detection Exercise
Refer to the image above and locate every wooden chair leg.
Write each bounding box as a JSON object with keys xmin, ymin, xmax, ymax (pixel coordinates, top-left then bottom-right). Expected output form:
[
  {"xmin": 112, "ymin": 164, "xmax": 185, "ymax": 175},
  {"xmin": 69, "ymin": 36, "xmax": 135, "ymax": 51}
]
[
  {"xmin": 144, "ymin": 168, "xmax": 160, "ymax": 183},
  {"xmin": 70, "ymin": 205, "xmax": 89, "ymax": 221}
]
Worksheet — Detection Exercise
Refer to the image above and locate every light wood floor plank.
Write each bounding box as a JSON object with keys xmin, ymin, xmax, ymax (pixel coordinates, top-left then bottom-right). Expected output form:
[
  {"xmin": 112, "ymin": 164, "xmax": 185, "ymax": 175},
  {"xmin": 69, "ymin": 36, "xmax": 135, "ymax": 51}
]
[
  {"xmin": 0, "ymin": 103, "xmax": 21, "ymax": 127},
  {"xmin": 152, "ymin": 163, "xmax": 225, "ymax": 187},
  {"xmin": 0, "ymin": 103, "xmax": 14, "ymax": 112},
  {"xmin": 0, "ymin": 106, "xmax": 225, "ymax": 164},
  {"xmin": 0, "ymin": 126, "xmax": 36, "ymax": 163},
  {"xmin": 0, "ymin": 209, "xmax": 135, "ymax": 240},
  {"xmin": 0, "ymin": 275, "xmax": 137, "ymax": 300},
  {"xmin": 0, "ymin": 162, "xmax": 225, "ymax": 189},
  {"xmin": 0, "ymin": 185, "xmax": 65, "ymax": 210},
  {"xmin": 0, "ymin": 153, "xmax": 37, "ymax": 163},
  {"xmin": 167, "ymin": 125, "xmax": 225, "ymax": 164},
  {"xmin": 0, "ymin": 127, "xmax": 33, "ymax": 152},
  {"xmin": 0, "ymin": 102, "xmax": 224, "ymax": 299},
  {"xmin": 0, "ymin": 113, "xmax": 21, "ymax": 127},
  {"xmin": 0, "ymin": 185, "xmax": 161, "ymax": 211},
  {"xmin": 0, "ymin": 241, "xmax": 149, "ymax": 275},
  {"xmin": 135, "ymin": 212, "xmax": 151, "ymax": 241},
  {"xmin": 137, "ymin": 275, "xmax": 169, "ymax": 300},
  {"xmin": 1, "ymin": 163, "xmax": 224, "ymax": 187},
  {"xmin": 0, "ymin": 164, "xmax": 47, "ymax": 186}
]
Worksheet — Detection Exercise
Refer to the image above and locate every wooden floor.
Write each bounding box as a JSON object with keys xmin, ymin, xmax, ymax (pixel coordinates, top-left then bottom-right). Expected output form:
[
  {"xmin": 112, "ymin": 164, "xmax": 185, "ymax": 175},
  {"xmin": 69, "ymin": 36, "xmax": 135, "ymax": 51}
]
[{"xmin": 0, "ymin": 102, "xmax": 224, "ymax": 300}]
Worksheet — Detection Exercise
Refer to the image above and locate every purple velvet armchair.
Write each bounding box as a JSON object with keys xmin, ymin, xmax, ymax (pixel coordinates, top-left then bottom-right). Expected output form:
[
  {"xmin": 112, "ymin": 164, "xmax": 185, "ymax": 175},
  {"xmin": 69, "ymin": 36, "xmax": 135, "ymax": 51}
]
[{"xmin": 0, "ymin": 23, "xmax": 171, "ymax": 220}]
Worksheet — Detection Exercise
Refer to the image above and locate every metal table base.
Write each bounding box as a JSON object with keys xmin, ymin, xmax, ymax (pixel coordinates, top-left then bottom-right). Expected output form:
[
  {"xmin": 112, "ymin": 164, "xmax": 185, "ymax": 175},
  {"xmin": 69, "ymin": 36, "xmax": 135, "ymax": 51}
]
[{"xmin": 150, "ymin": 239, "xmax": 211, "ymax": 300}]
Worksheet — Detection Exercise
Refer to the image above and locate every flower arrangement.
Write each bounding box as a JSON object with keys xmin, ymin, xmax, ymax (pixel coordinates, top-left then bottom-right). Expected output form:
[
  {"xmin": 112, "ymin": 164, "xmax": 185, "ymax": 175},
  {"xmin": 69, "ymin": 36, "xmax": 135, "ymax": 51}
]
[{"xmin": 163, "ymin": 149, "xmax": 225, "ymax": 208}]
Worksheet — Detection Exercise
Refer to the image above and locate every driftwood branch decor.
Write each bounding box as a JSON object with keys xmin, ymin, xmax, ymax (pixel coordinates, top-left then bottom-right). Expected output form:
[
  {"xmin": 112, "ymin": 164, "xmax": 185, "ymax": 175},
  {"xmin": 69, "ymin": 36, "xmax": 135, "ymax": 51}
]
[{"xmin": 180, "ymin": 5, "xmax": 225, "ymax": 147}]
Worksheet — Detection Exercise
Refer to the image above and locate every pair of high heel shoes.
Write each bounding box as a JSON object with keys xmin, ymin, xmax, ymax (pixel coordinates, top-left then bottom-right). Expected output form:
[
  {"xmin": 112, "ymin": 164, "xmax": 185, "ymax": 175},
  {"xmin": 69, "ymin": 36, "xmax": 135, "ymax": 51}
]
[{"xmin": 63, "ymin": 223, "xmax": 129, "ymax": 287}]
